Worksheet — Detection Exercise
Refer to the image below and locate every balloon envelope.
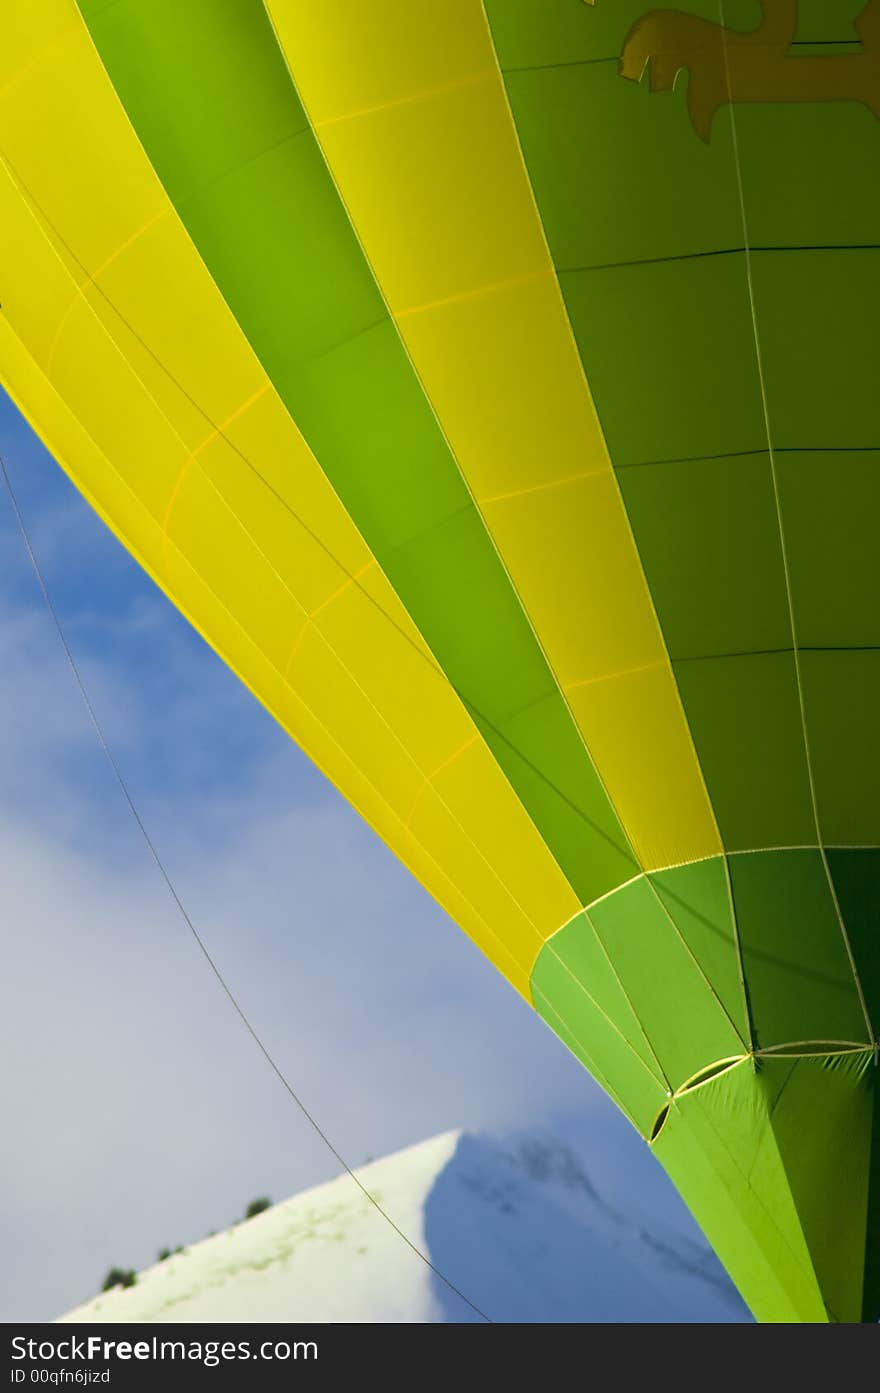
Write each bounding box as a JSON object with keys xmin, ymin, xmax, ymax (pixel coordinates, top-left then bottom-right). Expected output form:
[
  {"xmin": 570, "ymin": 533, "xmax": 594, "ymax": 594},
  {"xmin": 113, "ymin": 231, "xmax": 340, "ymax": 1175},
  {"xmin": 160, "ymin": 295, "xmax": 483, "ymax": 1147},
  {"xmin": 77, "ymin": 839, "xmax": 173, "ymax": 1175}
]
[{"xmin": 1, "ymin": 0, "xmax": 878, "ymax": 1322}]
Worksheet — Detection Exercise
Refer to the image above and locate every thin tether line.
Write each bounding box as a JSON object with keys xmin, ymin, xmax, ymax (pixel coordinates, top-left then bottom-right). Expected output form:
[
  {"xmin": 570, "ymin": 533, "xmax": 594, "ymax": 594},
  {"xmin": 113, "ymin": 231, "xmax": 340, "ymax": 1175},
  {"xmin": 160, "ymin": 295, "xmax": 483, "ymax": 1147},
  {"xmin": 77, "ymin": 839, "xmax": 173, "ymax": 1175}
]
[
  {"xmin": 717, "ymin": 0, "xmax": 876, "ymax": 1052},
  {"xmin": 0, "ymin": 449, "xmax": 493, "ymax": 1325}
]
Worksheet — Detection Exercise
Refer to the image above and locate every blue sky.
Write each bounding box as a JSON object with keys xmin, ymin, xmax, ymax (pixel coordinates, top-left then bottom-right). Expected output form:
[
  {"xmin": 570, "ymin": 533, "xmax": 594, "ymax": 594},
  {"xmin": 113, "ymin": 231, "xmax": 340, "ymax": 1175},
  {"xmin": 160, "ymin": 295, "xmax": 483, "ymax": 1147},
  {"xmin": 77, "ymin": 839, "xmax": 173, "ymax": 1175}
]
[{"xmin": 0, "ymin": 386, "xmax": 712, "ymax": 1321}]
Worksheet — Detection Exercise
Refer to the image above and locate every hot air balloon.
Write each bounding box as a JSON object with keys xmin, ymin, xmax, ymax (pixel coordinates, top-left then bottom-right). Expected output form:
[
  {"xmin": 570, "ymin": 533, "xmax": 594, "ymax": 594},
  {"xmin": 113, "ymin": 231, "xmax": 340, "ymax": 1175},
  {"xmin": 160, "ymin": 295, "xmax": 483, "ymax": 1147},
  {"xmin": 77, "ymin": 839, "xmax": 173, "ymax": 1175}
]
[{"xmin": 1, "ymin": 0, "xmax": 878, "ymax": 1322}]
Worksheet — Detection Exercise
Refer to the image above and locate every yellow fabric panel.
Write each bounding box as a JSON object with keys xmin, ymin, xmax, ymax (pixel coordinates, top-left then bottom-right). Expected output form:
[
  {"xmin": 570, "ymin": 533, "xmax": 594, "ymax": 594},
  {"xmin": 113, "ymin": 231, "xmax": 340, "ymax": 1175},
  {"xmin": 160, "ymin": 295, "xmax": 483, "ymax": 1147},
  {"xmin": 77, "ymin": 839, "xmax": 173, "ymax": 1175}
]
[
  {"xmin": 0, "ymin": 0, "xmax": 583, "ymax": 994},
  {"xmin": 267, "ymin": 0, "xmax": 722, "ymax": 871}
]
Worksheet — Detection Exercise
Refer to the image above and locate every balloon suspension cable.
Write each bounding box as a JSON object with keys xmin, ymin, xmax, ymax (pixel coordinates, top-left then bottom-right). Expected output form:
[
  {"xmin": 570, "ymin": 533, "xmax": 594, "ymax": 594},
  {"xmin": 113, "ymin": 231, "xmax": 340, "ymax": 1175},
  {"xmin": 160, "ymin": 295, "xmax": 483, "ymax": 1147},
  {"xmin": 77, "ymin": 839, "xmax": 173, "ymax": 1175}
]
[{"xmin": 0, "ymin": 447, "xmax": 492, "ymax": 1324}]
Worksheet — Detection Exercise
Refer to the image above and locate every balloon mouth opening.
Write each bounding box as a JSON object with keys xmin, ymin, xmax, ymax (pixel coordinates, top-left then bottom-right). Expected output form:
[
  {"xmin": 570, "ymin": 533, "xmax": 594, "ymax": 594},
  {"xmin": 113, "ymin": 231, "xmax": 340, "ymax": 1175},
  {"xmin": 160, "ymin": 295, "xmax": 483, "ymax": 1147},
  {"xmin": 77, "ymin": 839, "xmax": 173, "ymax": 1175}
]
[
  {"xmin": 648, "ymin": 1057, "xmax": 749, "ymax": 1144},
  {"xmin": 649, "ymin": 1103, "xmax": 670, "ymax": 1144}
]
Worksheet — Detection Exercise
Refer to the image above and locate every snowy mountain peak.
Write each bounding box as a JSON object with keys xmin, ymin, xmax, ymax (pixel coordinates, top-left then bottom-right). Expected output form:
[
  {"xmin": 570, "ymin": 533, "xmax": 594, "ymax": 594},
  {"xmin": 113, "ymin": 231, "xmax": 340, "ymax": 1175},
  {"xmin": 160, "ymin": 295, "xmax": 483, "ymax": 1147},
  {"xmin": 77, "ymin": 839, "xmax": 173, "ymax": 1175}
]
[{"xmin": 59, "ymin": 1129, "xmax": 749, "ymax": 1324}]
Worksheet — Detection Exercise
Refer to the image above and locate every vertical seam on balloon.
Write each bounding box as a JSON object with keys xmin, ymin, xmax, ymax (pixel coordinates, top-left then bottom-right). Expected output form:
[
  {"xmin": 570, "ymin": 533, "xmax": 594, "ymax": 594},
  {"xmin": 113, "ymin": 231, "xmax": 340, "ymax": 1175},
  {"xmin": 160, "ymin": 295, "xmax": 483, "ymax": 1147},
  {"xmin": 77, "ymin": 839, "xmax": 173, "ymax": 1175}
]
[
  {"xmin": 582, "ymin": 904, "xmax": 673, "ymax": 1091},
  {"xmin": 532, "ymin": 963, "xmax": 665, "ymax": 1099},
  {"xmin": 644, "ymin": 864, "xmax": 751, "ymax": 1053},
  {"xmin": 478, "ymin": 0, "xmax": 725, "ymax": 869},
  {"xmin": 530, "ymin": 981, "xmax": 648, "ymax": 1133},
  {"xmin": 0, "ymin": 148, "xmax": 543, "ymax": 989},
  {"xmin": 717, "ymin": 1, "xmax": 876, "ymax": 1049},
  {"xmin": 258, "ymin": 1, "xmax": 635, "ymax": 910},
  {"xmin": 720, "ymin": 849, "xmax": 757, "ymax": 1055},
  {"xmin": 476, "ymin": 0, "xmax": 750, "ymax": 1051},
  {"xmin": 534, "ymin": 943, "xmax": 670, "ymax": 1095}
]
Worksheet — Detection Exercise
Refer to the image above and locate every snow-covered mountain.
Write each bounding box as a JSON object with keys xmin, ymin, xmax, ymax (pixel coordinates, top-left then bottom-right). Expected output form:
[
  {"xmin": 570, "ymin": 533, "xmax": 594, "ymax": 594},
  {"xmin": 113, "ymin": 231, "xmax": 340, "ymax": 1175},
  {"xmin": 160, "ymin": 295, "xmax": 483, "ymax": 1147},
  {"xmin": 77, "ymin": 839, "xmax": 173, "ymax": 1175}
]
[{"xmin": 59, "ymin": 1130, "xmax": 750, "ymax": 1323}]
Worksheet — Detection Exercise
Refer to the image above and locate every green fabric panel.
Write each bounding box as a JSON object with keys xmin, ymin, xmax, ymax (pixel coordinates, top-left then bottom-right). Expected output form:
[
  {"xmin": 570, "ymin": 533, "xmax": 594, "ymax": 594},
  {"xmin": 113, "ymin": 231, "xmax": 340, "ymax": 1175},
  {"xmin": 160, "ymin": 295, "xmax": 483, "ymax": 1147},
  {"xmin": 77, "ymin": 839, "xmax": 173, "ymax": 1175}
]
[
  {"xmin": 778, "ymin": 451, "xmax": 880, "ymax": 650},
  {"xmin": 588, "ymin": 877, "xmax": 746, "ymax": 1085},
  {"xmin": 617, "ymin": 453, "xmax": 790, "ymax": 661},
  {"xmin": 863, "ymin": 1078, "xmax": 880, "ymax": 1323},
  {"xmin": 649, "ymin": 857, "xmax": 750, "ymax": 1045},
  {"xmin": 497, "ymin": 44, "xmax": 745, "ymax": 270},
  {"xmin": 728, "ymin": 849, "xmax": 867, "ymax": 1046},
  {"xmin": 672, "ymin": 653, "xmax": 814, "ymax": 850},
  {"xmin": 531, "ymin": 924, "xmax": 667, "ymax": 1135},
  {"xmin": 732, "ymin": 100, "xmax": 880, "ymax": 246},
  {"xmin": 487, "ymin": 1, "xmax": 880, "ymax": 860},
  {"xmin": 826, "ymin": 849, "xmax": 880, "ymax": 1032},
  {"xmin": 656, "ymin": 1053, "xmax": 877, "ymax": 1322},
  {"xmin": 78, "ymin": 0, "xmax": 636, "ymax": 904},
  {"xmin": 799, "ymin": 651, "xmax": 880, "ymax": 847},
  {"xmin": 558, "ymin": 257, "xmax": 766, "ymax": 466},
  {"xmin": 756, "ymin": 1053, "xmax": 874, "ymax": 1324},
  {"xmin": 534, "ymin": 908, "xmax": 666, "ymax": 1082},
  {"xmin": 749, "ymin": 251, "xmax": 880, "ymax": 451},
  {"xmin": 654, "ymin": 1060, "xmax": 830, "ymax": 1322},
  {"xmin": 529, "ymin": 982, "xmax": 632, "ymax": 1125}
]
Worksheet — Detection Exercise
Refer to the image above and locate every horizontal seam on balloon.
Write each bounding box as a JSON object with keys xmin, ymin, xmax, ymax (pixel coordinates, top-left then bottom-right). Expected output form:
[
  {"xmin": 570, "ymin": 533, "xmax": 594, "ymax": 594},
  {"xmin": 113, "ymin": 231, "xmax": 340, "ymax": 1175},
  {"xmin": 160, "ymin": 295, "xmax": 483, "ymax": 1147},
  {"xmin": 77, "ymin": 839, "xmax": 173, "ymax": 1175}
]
[
  {"xmin": 162, "ymin": 383, "xmax": 272, "ymax": 534},
  {"xmin": 0, "ymin": 13, "xmax": 82, "ymax": 102},
  {"xmin": 757, "ymin": 1040, "xmax": 874, "ymax": 1054},
  {"xmin": 673, "ymin": 645, "xmax": 880, "ymax": 664},
  {"xmin": 540, "ymin": 843, "xmax": 880, "ymax": 944},
  {"xmin": 477, "ymin": 464, "xmax": 607, "ymax": 506},
  {"xmin": 311, "ymin": 67, "xmax": 495, "ymax": 131},
  {"xmin": 45, "ymin": 206, "xmax": 170, "ymax": 379},
  {"xmin": 172, "ymin": 121, "xmax": 313, "ymax": 206},
  {"xmin": 651, "ymin": 1041, "xmax": 875, "ymax": 1143},
  {"xmin": 617, "ymin": 444, "xmax": 880, "ymax": 471},
  {"xmin": 673, "ymin": 1056, "xmax": 748, "ymax": 1099},
  {"xmin": 394, "ymin": 266, "xmax": 551, "ymax": 321},
  {"xmin": 281, "ymin": 558, "xmax": 378, "ymax": 674},
  {"xmin": 563, "ymin": 660, "xmax": 664, "ymax": 694},
  {"xmin": 500, "ymin": 54, "xmax": 619, "ymax": 77},
  {"xmin": 558, "ymin": 244, "xmax": 880, "ymax": 277},
  {"xmin": 403, "ymin": 734, "xmax": 482, "ymax": 827},
  {"xmin": 500, "ymin": 39, "xmax": 863, "ymax": 79}
]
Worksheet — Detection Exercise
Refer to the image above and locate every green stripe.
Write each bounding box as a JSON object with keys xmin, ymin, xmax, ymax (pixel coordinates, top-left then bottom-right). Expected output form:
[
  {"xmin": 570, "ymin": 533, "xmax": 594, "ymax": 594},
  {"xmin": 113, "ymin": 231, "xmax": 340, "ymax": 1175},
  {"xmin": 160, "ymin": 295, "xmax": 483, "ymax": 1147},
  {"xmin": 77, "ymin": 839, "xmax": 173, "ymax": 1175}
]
[
  {"xmin": 485, "ymin": 0, "xmax": 880, "ymax": 852},
  {"xmin": 78, "ymin": 0, "xmax": 637, "ymax": 902}
]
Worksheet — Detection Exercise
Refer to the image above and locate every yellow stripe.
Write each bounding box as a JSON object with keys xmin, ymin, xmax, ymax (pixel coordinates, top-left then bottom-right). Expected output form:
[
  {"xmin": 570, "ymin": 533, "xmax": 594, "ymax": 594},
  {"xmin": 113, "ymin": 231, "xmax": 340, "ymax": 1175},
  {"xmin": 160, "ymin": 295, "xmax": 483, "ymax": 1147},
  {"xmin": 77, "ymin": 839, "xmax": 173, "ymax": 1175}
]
[
  {"xmin": 0, "ymin": 0, "xmax": 582, "ymax": 995},
  {"xmin": 266, "ymin": 0, "xmax": 722, "ymax": 871}
]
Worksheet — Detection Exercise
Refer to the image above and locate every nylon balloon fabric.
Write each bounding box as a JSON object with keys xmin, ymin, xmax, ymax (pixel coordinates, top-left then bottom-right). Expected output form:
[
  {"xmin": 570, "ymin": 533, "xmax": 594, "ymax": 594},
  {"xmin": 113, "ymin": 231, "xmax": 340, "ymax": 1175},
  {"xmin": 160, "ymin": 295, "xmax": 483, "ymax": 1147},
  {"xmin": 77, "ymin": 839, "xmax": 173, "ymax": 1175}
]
[{"xmin": 1, "ymin": 0, "xmax": 878, "ymax": 1322}]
